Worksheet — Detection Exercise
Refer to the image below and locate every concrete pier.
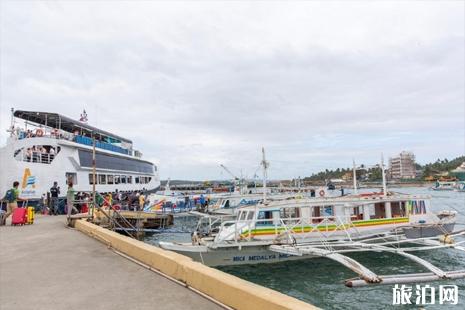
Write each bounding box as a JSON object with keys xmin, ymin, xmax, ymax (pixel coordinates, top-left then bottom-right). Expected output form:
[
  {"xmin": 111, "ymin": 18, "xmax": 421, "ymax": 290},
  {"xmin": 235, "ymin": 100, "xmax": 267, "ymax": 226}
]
[{"xmin": 0, "ymin": 215, "xmax": 221, "ymax": 310}]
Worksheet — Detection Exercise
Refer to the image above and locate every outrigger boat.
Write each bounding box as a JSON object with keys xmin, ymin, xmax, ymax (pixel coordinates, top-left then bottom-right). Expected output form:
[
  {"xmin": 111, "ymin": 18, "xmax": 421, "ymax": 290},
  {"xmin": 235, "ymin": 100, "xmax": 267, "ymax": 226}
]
[
  {"xmin": 160, "ymin": 152, "xmax": 465, "ymax": 287},
  {"xmin": 160, "ymin": 192, "xmax": 465, "ymax": 286},
  {"xmin": 430, "ymin": 181, "xmax": 456, "ymax": 191},
  {"xmin": 456, "ymin": 182, "xmax": 465, "ymax": 192}
]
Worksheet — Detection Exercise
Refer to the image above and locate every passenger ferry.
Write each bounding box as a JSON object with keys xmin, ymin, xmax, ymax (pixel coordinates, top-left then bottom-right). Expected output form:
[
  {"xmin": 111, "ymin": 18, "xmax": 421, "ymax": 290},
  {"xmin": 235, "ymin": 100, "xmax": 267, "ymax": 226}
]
[{"xmin": 0, "ymin": 110, "xmax": 160, "ymax": 202}]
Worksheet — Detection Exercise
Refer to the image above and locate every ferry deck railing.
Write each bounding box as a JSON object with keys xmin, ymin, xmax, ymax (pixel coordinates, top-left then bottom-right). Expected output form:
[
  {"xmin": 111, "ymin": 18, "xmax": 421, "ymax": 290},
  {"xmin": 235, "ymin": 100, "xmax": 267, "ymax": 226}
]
[
  {"xmin": 15, "ymin": 148, "xmax": 56, "ymax": 164},
  {"xmin": 14, "ymin": 128, "xmax": 132, "ymax": 156},
  {"xmin": 28, "ymin": 152, "xmax": 55, "ymax": 164}
]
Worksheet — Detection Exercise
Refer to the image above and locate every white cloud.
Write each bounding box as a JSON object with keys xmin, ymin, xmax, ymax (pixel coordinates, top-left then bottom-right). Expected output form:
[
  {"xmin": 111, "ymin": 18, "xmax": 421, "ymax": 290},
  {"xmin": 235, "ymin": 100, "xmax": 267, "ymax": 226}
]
[{"xmin": 1, "ymin": 1, "xmax": 464, "ymax": 179}]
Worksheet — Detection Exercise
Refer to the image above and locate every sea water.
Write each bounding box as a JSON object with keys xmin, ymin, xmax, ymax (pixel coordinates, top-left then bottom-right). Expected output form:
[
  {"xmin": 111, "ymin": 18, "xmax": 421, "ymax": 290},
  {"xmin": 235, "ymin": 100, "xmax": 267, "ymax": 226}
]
[{"xmin": 144, "ymin": 187, "xmax": 465, "ymax": 309}]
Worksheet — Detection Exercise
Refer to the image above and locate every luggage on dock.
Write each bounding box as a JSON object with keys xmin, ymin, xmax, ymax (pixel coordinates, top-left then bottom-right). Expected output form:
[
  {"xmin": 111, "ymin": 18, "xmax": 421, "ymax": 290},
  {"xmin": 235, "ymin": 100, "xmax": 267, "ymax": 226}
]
[
  {"xmin": 0, "ymin": 210, "xmax": 6, "ymax": 226},
  {"xmin": 0, "ymin": 201, "xmax": 6, "ymax": 226},
  {"xmin": 12, "ymin": 207, "xmax": 27, "ymax": 226},
  {"xmin": 26, "ymin": 206, "xmax": 35, "ymax": 224},
  {"xmin": 81, "ymin": 204, "xmax": 88, "ymax": 214}
]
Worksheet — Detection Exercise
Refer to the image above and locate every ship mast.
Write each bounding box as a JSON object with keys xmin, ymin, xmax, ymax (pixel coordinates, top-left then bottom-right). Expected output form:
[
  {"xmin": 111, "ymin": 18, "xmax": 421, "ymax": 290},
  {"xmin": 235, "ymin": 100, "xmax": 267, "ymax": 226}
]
[
  {"xmin": 261, "ymin": 147, "xmax": 269, "ymax": 204},
  {"xmin": 352, "ymin": 159, "xmax": 358, "ymax": 195},
  {"xmin": 8, "ymin": 108, "xmax": 14, "ymax": 137},
  {"xmin": 381, "ymin": 153, "xmax": 387, "ymax": 197}
]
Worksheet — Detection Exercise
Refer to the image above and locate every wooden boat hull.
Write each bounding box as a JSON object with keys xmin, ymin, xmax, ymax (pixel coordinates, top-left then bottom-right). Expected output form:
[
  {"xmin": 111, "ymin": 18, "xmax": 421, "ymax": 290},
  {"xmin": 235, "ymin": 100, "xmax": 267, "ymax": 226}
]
[{"xmin": 402, "ymin": 223, "xmax": 455, "ymax": 239}]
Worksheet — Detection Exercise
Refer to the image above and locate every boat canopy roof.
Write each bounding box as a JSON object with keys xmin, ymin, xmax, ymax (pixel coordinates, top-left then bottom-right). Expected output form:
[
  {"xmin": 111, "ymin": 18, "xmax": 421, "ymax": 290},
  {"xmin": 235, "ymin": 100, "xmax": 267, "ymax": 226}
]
[
  {"xmin": 237, "ymin": 193, "xmax": 432, "ymax": 211},
  {"xmin": 14, "ymin": 110, "xmax": 132, "ymax": 144}
]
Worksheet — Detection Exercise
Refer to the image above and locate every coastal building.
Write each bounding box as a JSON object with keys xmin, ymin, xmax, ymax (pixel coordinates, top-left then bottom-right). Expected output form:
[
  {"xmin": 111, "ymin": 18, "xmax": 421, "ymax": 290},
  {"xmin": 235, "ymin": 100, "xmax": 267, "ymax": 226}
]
[
  {"xmin": 342, "ymin": 172, "xmax": 352, "ymax": 182},
  {"xmin": 388, "ymin": 151, "xmax": 416, "ymax": 180}
]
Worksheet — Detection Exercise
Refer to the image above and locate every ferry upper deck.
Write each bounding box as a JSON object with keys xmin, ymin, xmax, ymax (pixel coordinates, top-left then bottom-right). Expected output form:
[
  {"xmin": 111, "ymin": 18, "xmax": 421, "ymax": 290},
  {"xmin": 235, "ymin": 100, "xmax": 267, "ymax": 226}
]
[{"xmin": 11, "ymin": 110, "xmax": 140, "ymax": 157}]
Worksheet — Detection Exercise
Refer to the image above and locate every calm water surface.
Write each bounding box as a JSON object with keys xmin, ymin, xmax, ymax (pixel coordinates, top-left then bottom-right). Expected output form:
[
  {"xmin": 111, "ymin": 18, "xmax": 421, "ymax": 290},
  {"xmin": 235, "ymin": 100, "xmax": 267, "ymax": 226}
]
[{"xmin": 145, "ymin": 187, "xmax": 465, "ymax": 309}]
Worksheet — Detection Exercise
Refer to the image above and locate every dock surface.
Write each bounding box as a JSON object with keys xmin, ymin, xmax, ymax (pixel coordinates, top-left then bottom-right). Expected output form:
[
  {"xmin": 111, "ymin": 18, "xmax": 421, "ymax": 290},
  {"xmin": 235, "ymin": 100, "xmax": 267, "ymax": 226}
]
[{"xmin": 0, "ymin": 215, "xmax": 221, "ymax": 310}]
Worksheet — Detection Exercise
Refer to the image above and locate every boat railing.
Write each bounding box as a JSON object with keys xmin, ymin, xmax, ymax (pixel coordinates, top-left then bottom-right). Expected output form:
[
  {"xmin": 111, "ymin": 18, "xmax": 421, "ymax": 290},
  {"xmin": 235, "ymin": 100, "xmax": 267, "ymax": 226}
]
[
  {"xmin": 98, "ymin": 193, "xmax": 143, "ymax": 237},
  {"xmin": 14, "ymin": 127, "xmax": 131, "ymax": 156},
  {"xmin": 66, "ymin": 191, "xmax": 141, "ymax": 238},
  {"xmin": 195, "ymin": 214, "xmax": 235, "ymax": 235},
  {"xmin": 23, "ymin": 151, "xmax": 55, "ymax": 164},
  {"xmin": 214, "ymin": 215, "xmax": 358, "ymax": 244},
  {"xmin": 274, "ymin": 215, "xmax": 360, "ymax": 245}
]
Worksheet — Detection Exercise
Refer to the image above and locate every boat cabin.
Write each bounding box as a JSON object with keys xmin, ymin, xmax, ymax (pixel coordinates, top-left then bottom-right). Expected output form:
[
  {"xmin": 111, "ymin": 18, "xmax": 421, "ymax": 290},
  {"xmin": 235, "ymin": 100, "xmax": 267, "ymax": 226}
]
[{"xmin": 215, "ymin": 194, "xmax": 434, "ymax": 242}]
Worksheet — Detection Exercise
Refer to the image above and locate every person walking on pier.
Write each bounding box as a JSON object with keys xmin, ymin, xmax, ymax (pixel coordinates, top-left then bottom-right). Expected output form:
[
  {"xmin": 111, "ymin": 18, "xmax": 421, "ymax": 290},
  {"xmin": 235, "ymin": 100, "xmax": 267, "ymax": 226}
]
[
  {"xmin": 66, "ymin": 181, "xmax": 78, "ymax": 224},
  {"xmin": 139, "ymin": 192, "xmax": 146, "ymax": 210},
  {"xmin": 50, "ymin": 182, "xmax": 60, "ymax": 215},
  {"xmin": 2, "ymin": 181, "xmax": 20, "ymax": 225}
]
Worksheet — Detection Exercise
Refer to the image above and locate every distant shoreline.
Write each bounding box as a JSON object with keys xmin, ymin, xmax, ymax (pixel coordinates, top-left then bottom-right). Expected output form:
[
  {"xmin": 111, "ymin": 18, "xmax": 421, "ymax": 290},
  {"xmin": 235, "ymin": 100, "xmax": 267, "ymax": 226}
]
[
  {"xmin": 301, "ymin": 182, "xmax": 435, "ymax": 188},
  {"xmin": 361, "ymin": 182, "xmax": 433, "ymax": 188}
]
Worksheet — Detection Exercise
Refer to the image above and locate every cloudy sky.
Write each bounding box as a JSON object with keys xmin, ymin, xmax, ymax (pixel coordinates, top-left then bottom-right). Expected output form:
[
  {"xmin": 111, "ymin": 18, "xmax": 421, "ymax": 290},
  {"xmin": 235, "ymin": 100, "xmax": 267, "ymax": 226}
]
[{"xmin": 1, "ymin": 1, "xmax": 464, "ymax": 180}]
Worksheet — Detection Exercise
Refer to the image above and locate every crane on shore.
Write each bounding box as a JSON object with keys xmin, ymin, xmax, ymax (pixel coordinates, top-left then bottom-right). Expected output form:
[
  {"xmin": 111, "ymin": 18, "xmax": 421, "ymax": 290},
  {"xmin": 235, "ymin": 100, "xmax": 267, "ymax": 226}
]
[{"xmin": 220, "ymin": 164, "xmax": 248, "ymax": 194}]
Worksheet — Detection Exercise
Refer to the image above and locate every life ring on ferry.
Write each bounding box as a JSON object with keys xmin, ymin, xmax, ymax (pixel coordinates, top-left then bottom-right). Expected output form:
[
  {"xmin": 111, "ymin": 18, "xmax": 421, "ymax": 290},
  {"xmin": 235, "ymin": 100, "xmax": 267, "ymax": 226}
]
[
  {"xmin": 35, "ymin": 129, "xmax": 44, "ymax": 137},
  {"xmin": 319, "ymin": 190, "xmax": 325, "ymax": 197}
]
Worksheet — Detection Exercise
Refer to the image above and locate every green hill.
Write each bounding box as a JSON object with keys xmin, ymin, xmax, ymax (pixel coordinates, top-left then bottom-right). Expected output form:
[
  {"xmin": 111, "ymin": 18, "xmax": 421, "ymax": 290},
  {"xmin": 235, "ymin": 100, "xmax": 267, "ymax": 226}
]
[{"xmin": 304, "ymin": 155, "xmax": 465, "ymax": 182}]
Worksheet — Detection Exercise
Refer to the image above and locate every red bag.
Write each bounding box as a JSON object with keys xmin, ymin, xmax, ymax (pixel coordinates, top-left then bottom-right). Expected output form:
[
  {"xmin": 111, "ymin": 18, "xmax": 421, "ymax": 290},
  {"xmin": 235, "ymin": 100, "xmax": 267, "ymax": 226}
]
[{"xmin": 11, "ymin": 207, "xmax": 27, "ymax": 225}]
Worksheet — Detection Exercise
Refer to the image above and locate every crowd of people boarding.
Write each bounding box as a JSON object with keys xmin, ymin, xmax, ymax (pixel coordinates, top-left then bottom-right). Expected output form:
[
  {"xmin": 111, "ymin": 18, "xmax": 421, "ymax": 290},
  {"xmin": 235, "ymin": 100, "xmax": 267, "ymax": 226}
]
[
  {"xmin": 1, "ymin": 178, "xmax": 211, "ymax": 226},
  {"xmin": 1, "ymin": 179, "xmax": 151, "ymax": 226}
]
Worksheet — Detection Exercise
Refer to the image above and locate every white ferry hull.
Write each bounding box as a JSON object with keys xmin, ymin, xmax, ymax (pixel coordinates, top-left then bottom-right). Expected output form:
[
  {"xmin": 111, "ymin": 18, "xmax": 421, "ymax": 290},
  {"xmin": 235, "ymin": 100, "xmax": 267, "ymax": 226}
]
[{"xmin": 0, "ymin": 137, "xmax": 160, "ymax": 201}]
